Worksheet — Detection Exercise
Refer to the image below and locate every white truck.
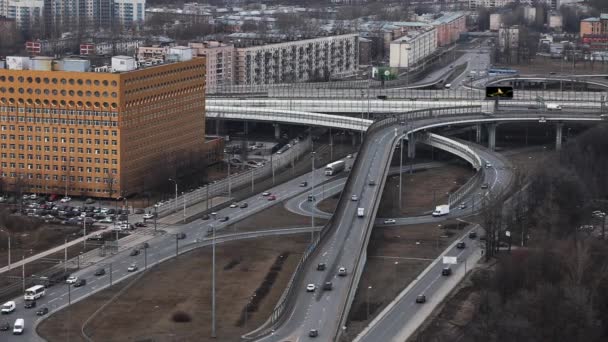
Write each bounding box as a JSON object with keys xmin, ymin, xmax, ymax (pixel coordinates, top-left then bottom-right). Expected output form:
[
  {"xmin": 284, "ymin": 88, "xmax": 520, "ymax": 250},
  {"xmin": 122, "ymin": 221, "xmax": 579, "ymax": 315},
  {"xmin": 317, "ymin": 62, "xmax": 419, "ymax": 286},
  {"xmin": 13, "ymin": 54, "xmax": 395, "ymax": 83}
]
[
  {"xmin": 546, "ymin": 103, "xmax": 562, "ymax": 111},
  {"xmin": 357, "ymin": 208, "xmax": 364, "ymax": 217},
  {"xmin": 432, "ymin": 204, "xmax": 450, "ymax": 217}
]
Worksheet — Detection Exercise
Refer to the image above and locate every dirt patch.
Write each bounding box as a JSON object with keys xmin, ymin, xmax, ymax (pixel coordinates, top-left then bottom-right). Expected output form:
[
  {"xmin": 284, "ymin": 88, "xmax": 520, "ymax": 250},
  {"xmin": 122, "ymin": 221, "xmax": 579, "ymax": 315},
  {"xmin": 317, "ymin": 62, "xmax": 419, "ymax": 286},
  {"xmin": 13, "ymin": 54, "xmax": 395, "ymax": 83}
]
[
  {"xmin": 225, "ymin": 201, "xmax": 328, "ymax": 233},
  {"xmin": 344, "ymin": 221, "xmax": 464, "ymax": 338},
  {"xmin": 38, "ymin": 234, "xmax": 310, "ymax": 342},
  {"xmin": 378, "ymin": 165, "xmax": 474, "ymax": 218},
  {"xmin": 317, "ymin": 193, "xmax": 340, "ymax": 214}
]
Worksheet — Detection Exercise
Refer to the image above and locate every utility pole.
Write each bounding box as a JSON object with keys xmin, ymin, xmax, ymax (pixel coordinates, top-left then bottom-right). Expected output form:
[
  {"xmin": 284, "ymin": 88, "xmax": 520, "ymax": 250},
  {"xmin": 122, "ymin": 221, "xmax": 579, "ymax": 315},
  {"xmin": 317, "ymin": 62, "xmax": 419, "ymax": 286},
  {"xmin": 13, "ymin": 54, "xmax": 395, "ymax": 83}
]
[
  {"xmin": 399, "ymin": 138, "xmax": 403, "ymax": 210},
  {"xmin": 154, "ymin": 205, "xmax": 158, "ymax": 233},
  {"xmin": 211, "ymin": 224, "xmax": 217, "ymax": 338},
  {"xmin": 169, "ymin": 178, "xmax": 178, "ymax": 215},
  {"xmin": 311, "ymin": 151, "xmax": 316, "ymax": 242},
  {"xmin": 22, "ymin": 255, "xmax": 25, "ymax": 292},
  {"xmin": 182, "ymin": 192, "xmax": 186, "ymax": 223}
]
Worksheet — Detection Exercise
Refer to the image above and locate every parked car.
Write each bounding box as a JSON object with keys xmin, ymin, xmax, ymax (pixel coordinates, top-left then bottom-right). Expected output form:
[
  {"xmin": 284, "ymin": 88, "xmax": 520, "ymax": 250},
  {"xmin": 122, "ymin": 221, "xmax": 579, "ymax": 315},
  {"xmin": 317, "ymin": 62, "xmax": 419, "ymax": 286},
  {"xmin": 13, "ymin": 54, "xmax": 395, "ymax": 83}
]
[
  {"xmin": 60, "ymin": 197, "xmax": 72, "ymax": 203},
  {"xmin": 142, "ymin": 213, "xmax": 155, "ymax": 220},
  {"xmin": 134, "ymin": 222, "xmax": 147, "ymax": 228},
  {"xmin": 0, "ymin": 322, "xmax": 10, "ymax": 331},
  {"xmin": 134, "ymin": 208, "xmax": 145, "ymax": 214}
]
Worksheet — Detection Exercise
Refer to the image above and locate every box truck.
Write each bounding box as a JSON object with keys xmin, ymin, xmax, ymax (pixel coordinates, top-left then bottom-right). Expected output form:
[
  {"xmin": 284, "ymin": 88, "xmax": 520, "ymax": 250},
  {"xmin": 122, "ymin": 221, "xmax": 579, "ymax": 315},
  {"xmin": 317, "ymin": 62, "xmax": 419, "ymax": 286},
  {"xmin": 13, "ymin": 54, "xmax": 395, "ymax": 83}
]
[
  {"xmin": 357, "ymin": 208, "xmax": 364, "ymax": 217},
  {"xmin": 546, "ymin": 103, "xmax": 562, "ymax": 111},
  {"xmin": 432, "ymin": 205, "xmax": 450, "ymax": 217}
]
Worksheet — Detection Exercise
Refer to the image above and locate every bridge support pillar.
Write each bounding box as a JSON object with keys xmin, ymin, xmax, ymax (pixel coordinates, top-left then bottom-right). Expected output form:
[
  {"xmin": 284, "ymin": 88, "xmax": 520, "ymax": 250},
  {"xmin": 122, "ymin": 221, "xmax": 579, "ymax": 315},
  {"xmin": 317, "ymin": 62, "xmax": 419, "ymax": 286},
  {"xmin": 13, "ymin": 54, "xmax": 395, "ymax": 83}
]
[
  {"xmin": 487, "ymin": 123, "xmax": 497, "ymax": 151},
  {"xmin": 352, "ymin": 133, "xmax": 356, "ymax": 147},
  {"xmin": 475, "ymin": 124, "xmax": 482, "ymax": 144},
  {"xmin": 274, "ymin": 124, "xmax": 280, "ymax": 139},
  {"xmin": 555, "ymin": 123, "xmax": 564, "ymax": 151},
  {"xmin": 407, "ymin": 133, "xmax": 416, "ymax": 159}
]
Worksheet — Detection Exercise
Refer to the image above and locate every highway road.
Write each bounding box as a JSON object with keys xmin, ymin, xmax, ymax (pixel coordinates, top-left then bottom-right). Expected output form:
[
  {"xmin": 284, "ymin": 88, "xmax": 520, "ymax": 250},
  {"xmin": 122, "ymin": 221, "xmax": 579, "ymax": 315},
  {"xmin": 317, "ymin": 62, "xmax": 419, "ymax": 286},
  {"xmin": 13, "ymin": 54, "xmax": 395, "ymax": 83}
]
[
  {"xmin": 255, "ymin": 108, "xmax": 529, "ymax": 341},
  {"xmin": 0, "ymin": 155, "xmax": 357, "ymax": 342},
  {"xmin": 355, "ymin": 144, "xmax": 513, "ymax": 341}
]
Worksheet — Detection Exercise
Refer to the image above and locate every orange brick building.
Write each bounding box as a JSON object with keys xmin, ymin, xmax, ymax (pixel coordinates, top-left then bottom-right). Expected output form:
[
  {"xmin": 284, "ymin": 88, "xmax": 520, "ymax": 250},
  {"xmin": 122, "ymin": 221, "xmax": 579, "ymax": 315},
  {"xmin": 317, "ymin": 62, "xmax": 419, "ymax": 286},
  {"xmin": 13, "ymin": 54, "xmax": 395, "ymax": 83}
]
[{"xmin": 0, "ymin": 56, "xmax": 217, "ymax": 198}]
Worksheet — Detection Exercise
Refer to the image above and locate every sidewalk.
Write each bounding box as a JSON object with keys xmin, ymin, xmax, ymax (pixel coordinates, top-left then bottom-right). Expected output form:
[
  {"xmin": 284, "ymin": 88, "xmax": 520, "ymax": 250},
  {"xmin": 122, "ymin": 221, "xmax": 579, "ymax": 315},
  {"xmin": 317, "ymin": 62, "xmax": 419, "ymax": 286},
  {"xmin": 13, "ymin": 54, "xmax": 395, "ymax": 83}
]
[{"xmin": 0, "ymin": 226, "xmax": 114, "ymax": 275}]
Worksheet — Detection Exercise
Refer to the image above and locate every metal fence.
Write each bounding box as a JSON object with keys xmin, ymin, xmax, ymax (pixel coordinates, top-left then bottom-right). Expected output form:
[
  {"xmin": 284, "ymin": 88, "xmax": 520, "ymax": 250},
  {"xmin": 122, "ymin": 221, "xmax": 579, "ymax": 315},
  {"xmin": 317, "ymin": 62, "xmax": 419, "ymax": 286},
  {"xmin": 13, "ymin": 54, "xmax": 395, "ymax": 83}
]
[{"xmin": 156, "ymin": 136, "xmax": 312, "ymax": 218}]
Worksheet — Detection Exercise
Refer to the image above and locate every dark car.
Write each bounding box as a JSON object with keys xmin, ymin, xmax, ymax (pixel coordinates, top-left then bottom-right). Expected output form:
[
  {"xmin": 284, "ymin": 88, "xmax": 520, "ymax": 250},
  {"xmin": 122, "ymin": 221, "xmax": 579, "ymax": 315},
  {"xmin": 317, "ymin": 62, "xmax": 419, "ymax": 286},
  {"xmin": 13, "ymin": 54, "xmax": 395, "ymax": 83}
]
[
  {"xmin": 94, "ymin": 268, "xmax": 106, "ymax": 276},
  {"xmin": 239, "ymin": 203, "xmax": 248, "ymax": 208},
  {"xmin": 456, "ymin": 241, "xmax": 466, "ymax": 249},
  {"xmin": 202, "ymin": 214, "xmax": 210, "ymax": 220},
  {"xmin": 36, "ymin": 307, "xmax": 49, "ymax": 316},
  {"xmin": 219, "ymin": 216, "xmax": 229, "ymax": 222},
  {"xmin": 442, "ymin": 266, "xmax": 452, "ymax": 276},
  {"xmin": 130, "ymin": 249, "xmax": 140, "ymax": 256},
  {"xmin": 468, "ymin": 231, "xmax": 477, "ymax": 239},
  {"xmin": 106, "ymin": 209, "xmax": 116, "ymax": 215},
  {"xmin": 176, "ymin": 232, "xmax": 187, "ymax": 240},
  {"xmin": 0, "ymin": 322, "xmax": 9, "ymax": 331},
  {"xmin": 309, "ymin": 329, "xmax": 319, "ymax": 338},
  {"xmin": 316, "ymin": 263, "xmax": 326, "ymax": 271},
  {"xmin": 74, "ymin": 279, "xmax": 87, "ymax": 287},
  {"xmin": 134, "ymin": 222, "xmax": 147, "ymax": 228},
  {"xmin": 24, "ymin": 301, "xmax": 36, "ymax": 309},
  {"xmin": 323, "ymin": 282, "xmax": 333, "ymax": 291},
  {"xmin": 415, "ymin": 294, "xmax": 427, "ymax": 303}
]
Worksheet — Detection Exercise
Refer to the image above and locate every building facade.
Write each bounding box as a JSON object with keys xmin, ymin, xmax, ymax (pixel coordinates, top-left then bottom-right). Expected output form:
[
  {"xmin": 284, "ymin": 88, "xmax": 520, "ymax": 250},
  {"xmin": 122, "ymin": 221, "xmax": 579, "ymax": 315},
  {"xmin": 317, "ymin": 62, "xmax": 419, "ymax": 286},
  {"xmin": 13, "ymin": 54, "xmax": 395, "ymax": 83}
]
[
  {"xmin": 431, "ymin": 12, "xmax": 466, "ymax": 47},
  {"xmin": 6, "ymin": 0, "xmax": 44, "ymax": 33},
  {"xmin": 234, "ymin": 34, "xmax": 359, "ymax": 85},
  {"xmin": 188, "ymin": 41, "xmax": 234, "ymax": 92},
  {"xmin": 389, "ymin": 27, "xmax": 437, "ymax": 68},
  {"xmin": 112, "ymin": 0, "xmax": 144, "ymax": 27},
  {"xmin": 0, "ymin": 56, "xmax": 207, "ymax": 198}
]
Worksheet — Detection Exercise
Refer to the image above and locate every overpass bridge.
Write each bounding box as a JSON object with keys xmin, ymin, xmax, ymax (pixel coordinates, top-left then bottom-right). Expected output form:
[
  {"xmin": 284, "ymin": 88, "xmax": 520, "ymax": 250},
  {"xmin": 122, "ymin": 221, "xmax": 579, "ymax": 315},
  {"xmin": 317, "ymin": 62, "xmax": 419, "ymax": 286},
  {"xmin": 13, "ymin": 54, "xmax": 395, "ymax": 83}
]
[{"xmin": 244, "ymin": 106, "xmax": 605, "ymax": 341}]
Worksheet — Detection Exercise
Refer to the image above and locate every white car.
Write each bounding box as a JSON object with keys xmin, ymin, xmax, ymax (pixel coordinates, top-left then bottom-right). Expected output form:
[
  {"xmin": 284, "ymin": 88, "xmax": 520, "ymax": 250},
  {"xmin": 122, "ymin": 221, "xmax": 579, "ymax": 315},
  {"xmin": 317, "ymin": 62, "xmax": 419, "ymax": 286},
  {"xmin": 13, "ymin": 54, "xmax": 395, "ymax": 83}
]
[
  {"xmin": 485, "ymin": 162, "xmax": 492, "ymax": 168},
  {"xmin": 262, "ymin": 192, "xmax": 271, "ymax": 196},
  {"xmin": 60, "ymin": 197, "xmax": 72, "ymax": 203},
  {"xmin": 338, "ymin": 267, "xmax": 347, "ymax": 276},
  {"xmin": 458, "ymin": 203, "xmax": 467, "ymax": 210},
  {"xmin": 66, "ymin": 276, "xmax": 78, "ymax": 284},
  {"xmin": 100, "ymin": 208, "xmax": 109, "ymax": 214},
  {"xmin": 229, "ymin": 203, "xmax": 238, "ymax": 208},
  {"xmin": 383, "ymin": 219, "xmax": 396, "ymax": 224},
  {"xmin": 347, "ymin": 154, "xmax": 353, "ymax": 159},
  {"xmin": 127, "ymin": 264, "xmax": 138, "ymax": 272},
  {"xmin": 1, "ymin": 301, "xmax": 15, "ymax": 314},
  {"xmin": 351, "ymin": 194, "xmax": 358, "ymax": 201},
  {"xmin": 306, "ymin": 284, "xmax": 316, "ymax": 292},
  {"xmin": 142, "ymin": 213, "xmax": 154, "ymax": 220},
  {"xmin": 29, "ymin": 194, "xmax": 37, "ymax": 200}
]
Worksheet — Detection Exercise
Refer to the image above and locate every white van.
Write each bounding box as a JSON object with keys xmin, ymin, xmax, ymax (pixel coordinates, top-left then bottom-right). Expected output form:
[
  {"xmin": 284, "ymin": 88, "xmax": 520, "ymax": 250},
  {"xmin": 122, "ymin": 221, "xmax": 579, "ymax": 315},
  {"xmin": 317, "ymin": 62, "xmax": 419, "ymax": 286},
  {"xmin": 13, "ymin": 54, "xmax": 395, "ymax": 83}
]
[
  {"xmin": 1, "ymin": 301, "xmax": 15, "ymax": 314},
  {"xmin": 444, "ymin": 83, "xmax": 452, "ymax": 89},
  {"xmin": 13, "ymin": 318, "xmax": 24, "ymax": 335}
]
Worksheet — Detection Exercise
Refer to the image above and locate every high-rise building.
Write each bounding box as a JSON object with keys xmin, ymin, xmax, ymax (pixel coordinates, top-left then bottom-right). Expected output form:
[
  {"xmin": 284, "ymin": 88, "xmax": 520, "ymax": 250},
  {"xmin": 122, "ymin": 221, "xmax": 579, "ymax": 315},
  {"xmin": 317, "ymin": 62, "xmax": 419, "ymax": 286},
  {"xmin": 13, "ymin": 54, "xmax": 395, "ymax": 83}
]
[
  {"xmin": 6, "ymin": 0, "xmax": 44, "ymax": 33},
  {"xmin": 188, "ymin": 41, "xmax": 234, "ymax": 92},
  {"xmin": 0, "ymin": 54, "xmax": 212, "ymax": 198},
  {"xmin": 113, "ymin": 0, "xmax": 144, "ymax": 28}
]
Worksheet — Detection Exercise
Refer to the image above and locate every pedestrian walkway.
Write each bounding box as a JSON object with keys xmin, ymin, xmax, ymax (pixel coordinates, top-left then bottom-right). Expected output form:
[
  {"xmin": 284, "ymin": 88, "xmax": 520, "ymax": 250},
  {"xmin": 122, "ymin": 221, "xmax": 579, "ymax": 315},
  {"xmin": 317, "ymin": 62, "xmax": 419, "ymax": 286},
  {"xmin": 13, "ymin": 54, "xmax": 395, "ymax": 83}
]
[{"xmin": 0, "ymin": 226, "xmax": 114, "ymax": 275}]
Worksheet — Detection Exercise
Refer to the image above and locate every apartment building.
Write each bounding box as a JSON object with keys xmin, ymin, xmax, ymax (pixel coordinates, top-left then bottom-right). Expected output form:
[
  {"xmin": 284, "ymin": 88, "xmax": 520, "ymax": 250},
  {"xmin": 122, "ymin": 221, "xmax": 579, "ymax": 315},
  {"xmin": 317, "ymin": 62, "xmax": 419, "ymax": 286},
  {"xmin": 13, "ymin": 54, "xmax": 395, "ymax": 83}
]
[
  {"xmin": 0, "ymin": 54, "xmax": 214, "ymax": 198},
  {"xmin": 389, "ymin": 27, "xmax": 437, "ymax": 68},
  {"xmin": 580, "ymin": 14, "xmax": 608, "ymax": 50},
  {"xmin": 113, "ymin": 0, "xmax": 145, "ymax": 27},
  {"xmin": 5, "ymin": 0, "xmax": 44, "ymax": 32},
  {"xmin": 188, "ymin": 41, "xmax": 234, "ymax": 91},
  {"xmin": 430, "ymin": 12, "xmax": 466, "ymax": 47},
  {"xmin": 234, "ymin": 34, "xmax": 359, "ymax": 85}
]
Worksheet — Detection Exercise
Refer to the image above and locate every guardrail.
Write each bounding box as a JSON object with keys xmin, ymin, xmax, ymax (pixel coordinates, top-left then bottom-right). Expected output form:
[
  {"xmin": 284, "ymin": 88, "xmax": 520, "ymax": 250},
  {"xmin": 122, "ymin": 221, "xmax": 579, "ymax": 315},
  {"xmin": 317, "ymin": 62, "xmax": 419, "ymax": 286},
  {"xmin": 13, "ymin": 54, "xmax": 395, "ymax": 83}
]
[{"xmin": 156, "ymin": 136, "xmax": 312, "ymax": 218}]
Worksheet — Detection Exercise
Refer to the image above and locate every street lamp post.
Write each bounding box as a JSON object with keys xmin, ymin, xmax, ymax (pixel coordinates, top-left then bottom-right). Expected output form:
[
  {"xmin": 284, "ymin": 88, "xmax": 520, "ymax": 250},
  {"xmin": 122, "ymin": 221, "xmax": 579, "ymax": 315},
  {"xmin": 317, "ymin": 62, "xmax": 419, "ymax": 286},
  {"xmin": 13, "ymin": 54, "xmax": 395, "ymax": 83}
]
[
  {"xmin": 366, "ymin": 285, "xmax": 372, "ymax": 320},
  {"xmin": 168, "ymin": 178, "xmax": 178, "ymax": 215},
  {"xmin": 182, "ymin": 191, "xmax": 186, "ymax": 223},
  {"xmin": 154, "ymin": 204, "xmax": 158, "ymax": 233},
  {"xmin": 211, "ymin": 223, "xmax": 217, "ymax": 338},
  {"xmin": 310, "ymin": 151, "xmax": 316, "ymax": 243},
  {"xmin": 0, "ymin": 229, "xmax": 10, "ymax": 271}
]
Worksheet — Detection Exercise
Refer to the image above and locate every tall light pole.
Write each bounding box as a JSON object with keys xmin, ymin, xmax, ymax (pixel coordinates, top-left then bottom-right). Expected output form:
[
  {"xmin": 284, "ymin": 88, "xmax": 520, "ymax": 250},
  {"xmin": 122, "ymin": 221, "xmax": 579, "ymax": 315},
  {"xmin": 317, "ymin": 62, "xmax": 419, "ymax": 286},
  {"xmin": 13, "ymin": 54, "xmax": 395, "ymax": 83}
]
[
  {"xmin": 366, "ymin": 285, "xmax": 372, "ymax": 320},
  {"xmin": 182, "ymin": 191, "xmax": 186, "ymax": 223},
  {"xmin": 0, "ymin": 229, "xmax": 10, "ymax": 271},
  {"xmin": 168, "ymin": 178, "xmax": 178, "ymax": 215},
  {"xmin": 153, "ymin": 204, "xmax": 158, "ymax": 233},
  {"xmin": 399, "ymin": 138, "xmax": 403, "ymax": 210},
  {"xmin": 211, "ymin": 223, "xmax": 217, "ymax": 338},
  {"xmin": 310, "ymin": 151, "xmax": 316, "ymax": 243}
]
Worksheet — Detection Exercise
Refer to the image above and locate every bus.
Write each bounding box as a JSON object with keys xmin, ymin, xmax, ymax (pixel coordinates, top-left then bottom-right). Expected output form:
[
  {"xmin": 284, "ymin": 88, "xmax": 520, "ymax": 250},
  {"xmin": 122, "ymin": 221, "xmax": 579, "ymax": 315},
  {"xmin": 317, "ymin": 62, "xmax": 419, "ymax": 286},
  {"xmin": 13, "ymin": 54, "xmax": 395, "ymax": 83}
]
[
  {"xmin": 488, "ymin": 68, "xmax": 518, "ymax": 76},
  {"xmin": 325, "ymin": 160, "xmax": 345, "ymax": 176},
  {"xmin": 24, "ymin": 285, "xmax": 46, "ymax": 301}
]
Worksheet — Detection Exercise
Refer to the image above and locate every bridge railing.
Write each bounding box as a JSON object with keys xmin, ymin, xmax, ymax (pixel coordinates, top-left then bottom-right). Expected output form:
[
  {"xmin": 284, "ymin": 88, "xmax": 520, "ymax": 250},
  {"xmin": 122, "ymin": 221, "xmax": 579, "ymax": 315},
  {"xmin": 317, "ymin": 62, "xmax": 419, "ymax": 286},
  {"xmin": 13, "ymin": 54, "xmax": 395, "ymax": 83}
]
[{"xmin": 156, "ymin": 136, "xmax": 312, "ymax": 218}]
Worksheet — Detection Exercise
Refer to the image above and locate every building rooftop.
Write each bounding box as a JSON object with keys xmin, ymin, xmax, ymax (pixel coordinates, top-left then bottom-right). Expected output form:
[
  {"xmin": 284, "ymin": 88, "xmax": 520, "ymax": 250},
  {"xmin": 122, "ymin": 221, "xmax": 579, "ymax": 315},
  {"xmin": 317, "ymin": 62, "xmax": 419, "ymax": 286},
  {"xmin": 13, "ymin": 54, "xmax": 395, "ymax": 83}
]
[{"xmin": 430, "ymin": 12, "xmax": 465, "ymax": 25}]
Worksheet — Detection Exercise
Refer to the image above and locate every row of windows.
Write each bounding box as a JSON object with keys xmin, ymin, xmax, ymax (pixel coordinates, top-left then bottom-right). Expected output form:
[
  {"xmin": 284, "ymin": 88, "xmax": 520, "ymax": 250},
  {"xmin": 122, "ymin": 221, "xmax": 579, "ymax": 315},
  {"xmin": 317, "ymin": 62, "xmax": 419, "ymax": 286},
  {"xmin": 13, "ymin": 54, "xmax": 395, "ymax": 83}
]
[
  {"xmin": 0, "ymin": 87, "xmax": 118, "ymax": 99},
  {"xmin": 0, "ymin": 124, "xmax": 118, "ymax": 136},
  {"xmin": 1, "ymin": 144, "xmax": 118, "ymax": 155},
  {"xmin": 1, "ymin": 172, "xmax": 118, "ymax": 185},
  {"xmin": 0, "ymin": 116, "xmax": 119, "ymax": 127},
  {"xmin": 124, "ymin": 75, "xmax": 203, "ymax": 95},
  {"xmin": 123, "ymin": 63, "xmax": 205, "ymax": 85},
  {"xmin": 124, "ymin": 85, "xmax": 203, "ymax": 109},
  {"xmin": 1, "ymin": 107, "xmax": 118, "ymax": 118},
  {"xmin": 0, "ymin": 153, "xmax": 117, "ymax": 165},
  {"xmin": 0, "ymin": 75, "xmax": 118, "ymax": 88},
  {"xmin": 0, "ymin": 135, "xmax": 118, "ymax": 145},
  {"xmin": 19, "ymin": 185, "xmax": 115, "ymax": 194},
  {"xmin": 0, "ymin": 163, "xmax": 117, "ymax": 174},
  {"xmin": 0, "ymin": 97, "xmax": 118, "ymax": 109}
]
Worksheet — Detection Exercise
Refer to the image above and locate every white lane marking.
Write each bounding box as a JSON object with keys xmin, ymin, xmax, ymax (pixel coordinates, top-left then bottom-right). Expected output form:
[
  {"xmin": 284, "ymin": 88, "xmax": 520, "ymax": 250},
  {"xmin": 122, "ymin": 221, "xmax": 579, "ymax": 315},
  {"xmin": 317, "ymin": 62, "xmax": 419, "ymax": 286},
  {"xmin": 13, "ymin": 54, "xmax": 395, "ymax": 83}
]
[{"xmin": 48, "ymin": 298, "xmax": 59, "ymax": 303}]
